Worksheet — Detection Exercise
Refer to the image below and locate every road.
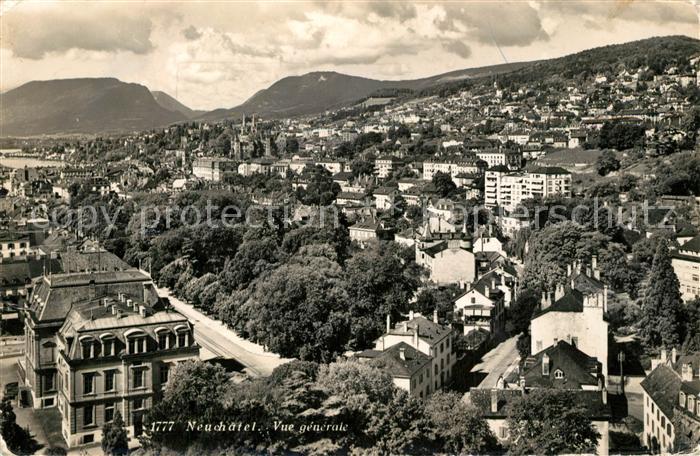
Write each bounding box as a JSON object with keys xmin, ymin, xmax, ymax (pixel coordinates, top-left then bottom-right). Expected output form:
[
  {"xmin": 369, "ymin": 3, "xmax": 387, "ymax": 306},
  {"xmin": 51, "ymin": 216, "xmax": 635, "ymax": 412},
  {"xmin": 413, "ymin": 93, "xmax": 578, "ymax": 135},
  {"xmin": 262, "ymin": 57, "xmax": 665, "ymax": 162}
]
[
  {"xmin": 470, "ymin": 336, "xmax": 520, "ymax": 388},
  {"xmin": 156, "ymin": 286, "xmax": 291, "ymax": 377}
]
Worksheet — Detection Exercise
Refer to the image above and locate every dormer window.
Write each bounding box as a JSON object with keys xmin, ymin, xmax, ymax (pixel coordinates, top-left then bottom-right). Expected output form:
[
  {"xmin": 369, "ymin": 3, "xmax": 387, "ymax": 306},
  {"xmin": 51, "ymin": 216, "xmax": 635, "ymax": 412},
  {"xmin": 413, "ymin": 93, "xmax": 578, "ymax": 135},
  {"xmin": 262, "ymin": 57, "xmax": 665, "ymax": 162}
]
[
  {"xmin": 100, "ymin": 334, "xmax": 115, "ymax": 357},
  {"xmin": 680, "ymin": 392, "xmax": 686, "ymax": 407},
  {"xmin": 125, "ymin": 329, "xmax": 147, "ymax": 354},
  {"xmin": 155, "ymin": 327, "xmax": 172, "ymax": 350},
  {"xmin": 689, "ymin": 396, "xmax": 696, "ymax": 414},
  {"xmin": 80, "ymin": 337, "xmax": 97, "ymax": 359},
  {"xmin": 175, "ymin": 326, "xmax": 190, "ymax": 348},
  {"xmin": 554, "ymin": 369, "xmax": 564, "ymax": 379}
]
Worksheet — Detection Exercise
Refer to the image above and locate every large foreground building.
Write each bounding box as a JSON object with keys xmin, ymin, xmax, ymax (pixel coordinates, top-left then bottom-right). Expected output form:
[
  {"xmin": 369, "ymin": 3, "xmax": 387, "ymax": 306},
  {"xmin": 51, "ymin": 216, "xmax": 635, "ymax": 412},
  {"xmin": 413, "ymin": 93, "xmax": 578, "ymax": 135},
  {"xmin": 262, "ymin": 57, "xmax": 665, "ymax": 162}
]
[{"xmin": 20, "ymin": 268, "xmax": 199, "ymax": 447}]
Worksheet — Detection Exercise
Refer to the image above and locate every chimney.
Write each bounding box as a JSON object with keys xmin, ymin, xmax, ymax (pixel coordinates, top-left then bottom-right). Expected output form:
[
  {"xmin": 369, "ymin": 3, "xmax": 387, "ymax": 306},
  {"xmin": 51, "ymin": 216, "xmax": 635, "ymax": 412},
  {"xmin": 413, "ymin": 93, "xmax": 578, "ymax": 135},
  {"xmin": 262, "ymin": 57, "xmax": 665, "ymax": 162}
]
[
  {"xmin": 591, "ymin": 255, "xmax": 598, "ymax": 272},
  {"xmin": 491, "ymin": 278, "xmax": 497, "ymax": 290},
  {"xmin": 386, "ymin": 314, "xmax": 391, "ymax": 332},
  {"xmin": 399, "ymin": 347, "xmax": 406, "ymax": 361},
  {"xmin": 111, "ymin": 305, "xmax": 117, "ymax": 315},
  {"xmin": 603, "ymin": 285, "xmax": 608, "ymax": 312},
  {"xmin": 567, "ymin": 264, "xmax": 572, "ymax": 276},
  {"xmin": 586, "ymin": 266, "xmax": 592, "ymax": 277},
  {"xmin": 661, "ymin": 348, "xmax": 668, "ymax": 363},
  {"xmin": 409, "ymin": 310, "xmax": 414, "ymax": 321},
  {"xmin": 602, "ymin": 388, "xmax": 608, "ymax": 405},
  {"xmin": 433, "ymin": 309, "xmax": 438, "ymax": 324},
  {"xmin": 490, "ymin": 388, "xmax": 498, "ymax": 413},
  {"xmin": 555, "ymin": 283, "xmax": 565, "ymax": 301},
  {"xmin": 672, "ymin": 347, "xmax": 678, "ymax": 364},
  {"xmin": 485, "ymin": 286, "xmax": 490, "ymax": 298},
  {"xmin": 126, "ymin": 299, "xmax": 132, "ymax": 309},
  {"xmin": 138, "ymin": 306, "xmax": 146, "ymax": 318},
  {"xmin": 541, "ymin": 291, "xmax": 550, "ymax": 310},
  {"xmin": 683, "ymin": 363, "xmax": 693, "ymax": 381}
]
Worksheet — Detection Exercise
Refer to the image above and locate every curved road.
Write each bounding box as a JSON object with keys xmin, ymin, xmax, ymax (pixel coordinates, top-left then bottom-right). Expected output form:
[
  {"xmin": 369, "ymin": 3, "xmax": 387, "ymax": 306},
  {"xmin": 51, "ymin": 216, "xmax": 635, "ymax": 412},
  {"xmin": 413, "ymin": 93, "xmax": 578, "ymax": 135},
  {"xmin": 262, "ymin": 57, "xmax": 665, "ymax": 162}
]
[{"xmin": 155, "ymin": 286, "xmax": 291, "ymax": 377}]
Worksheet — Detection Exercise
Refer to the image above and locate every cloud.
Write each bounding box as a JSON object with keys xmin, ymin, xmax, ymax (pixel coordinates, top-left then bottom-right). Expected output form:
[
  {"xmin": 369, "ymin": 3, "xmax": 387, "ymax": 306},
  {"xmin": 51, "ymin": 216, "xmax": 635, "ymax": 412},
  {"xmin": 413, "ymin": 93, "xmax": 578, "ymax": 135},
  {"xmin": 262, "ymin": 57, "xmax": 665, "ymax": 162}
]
[
  {"xmin": 443, "ymin": 40, "xmax": 472, "ymax": 59},
  {"xmin": 182, "ymin": 26, "xmax": 202, "ymax": 41},
  {"xmin": 1, "ymin": 4, "xmax": 154, "ymax": 59},
  {"xmin": 439, "ymin": 3, "xmax": 550, "ymax": 47}
]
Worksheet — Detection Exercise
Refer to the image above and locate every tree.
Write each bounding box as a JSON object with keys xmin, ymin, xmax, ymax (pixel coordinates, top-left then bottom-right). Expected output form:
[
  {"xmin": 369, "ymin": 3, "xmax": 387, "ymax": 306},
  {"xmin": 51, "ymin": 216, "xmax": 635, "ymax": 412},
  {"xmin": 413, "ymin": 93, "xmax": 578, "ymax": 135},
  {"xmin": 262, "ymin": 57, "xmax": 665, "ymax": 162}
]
[
  {"xmin": 412, "ymin": 285, "xmax": 460, "ymax": 318},
  {"xmin": 432, "ymin": 171, "xmax": 457, "ymax": 198},
  {"xmin": 343, "ymin": 242, "xmax": 421, "ymax": 349},
  {"xmin": 595, "ymin": 150, "xmax": 621, "ymax": 176},
  {"xmin": 639, "ymin": 240, "xmax": 684, "ymax": 348},
  {"xmin": 143, "ymin": 360, "xmax": 229, "ymax": 450},
  {"xmin": 232, "ymin": 249, "xmax": 350, "ymax": 362},
  {"xmin": 424, "ymin": 391, "xmax": 498, "ymax": 454},
  {"xmin": 506, "ymin": 389, "xmax": 599, "ymax": 455},
  {"xmin": 507, "ymin": 289, "xmax": 539, "ymax": 335},
  {"xmin": 101, "ymin": 410, "xmax": 128, "ymax": 455}
]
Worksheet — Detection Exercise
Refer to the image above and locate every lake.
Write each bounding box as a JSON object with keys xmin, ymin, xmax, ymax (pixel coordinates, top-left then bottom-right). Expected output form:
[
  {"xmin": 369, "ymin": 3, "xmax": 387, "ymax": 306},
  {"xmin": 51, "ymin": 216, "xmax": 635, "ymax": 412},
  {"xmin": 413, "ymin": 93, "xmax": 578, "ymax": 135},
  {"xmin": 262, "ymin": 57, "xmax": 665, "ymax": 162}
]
[{"xmin": 0, "ymin": 149, "xmax": 65, "ymax": 169}]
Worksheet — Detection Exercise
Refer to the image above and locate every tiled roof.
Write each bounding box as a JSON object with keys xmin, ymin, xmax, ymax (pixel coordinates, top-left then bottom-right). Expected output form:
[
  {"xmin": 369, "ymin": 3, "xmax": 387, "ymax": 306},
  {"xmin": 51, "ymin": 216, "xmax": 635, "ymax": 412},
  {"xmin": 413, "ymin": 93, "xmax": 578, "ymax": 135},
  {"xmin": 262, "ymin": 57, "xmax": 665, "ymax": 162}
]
[
  {"xmin": 372, "ymin": 342, "xmax": 432, "ymax": 378},
  {"xmin": 641, "ymin": 364, "xmax": 681, "ymax": 418},
  {"xmin": 680, "ymin": 234, "xmax": 700, "ymax": 254},
  {"xmin": 532, "ymin": 289, "xmax": 585, "ymax": 318},
  {"xmin": 388, "ymin": 316, "xmax": 453, "ymax": 343},
  {"xmin": 517, "ymin": 341, "xmax": 601, "ymax": 389}
]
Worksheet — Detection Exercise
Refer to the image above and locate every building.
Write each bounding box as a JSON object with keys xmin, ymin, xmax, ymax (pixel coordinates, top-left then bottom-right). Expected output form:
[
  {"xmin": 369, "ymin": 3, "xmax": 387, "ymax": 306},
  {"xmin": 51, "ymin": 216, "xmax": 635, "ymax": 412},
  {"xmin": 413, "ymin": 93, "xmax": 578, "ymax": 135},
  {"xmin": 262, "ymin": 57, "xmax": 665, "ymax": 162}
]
[
  {"xmin": 355, "ymin": 342, "xmax": 433, "ymax": 398},
  {"xmin": 374, "ymin": 156, "xmax": 404, "ymax": 179},
  {"xmin": 530, "ymin": 260, "xmax": 609, "ymax": 382},
  {"xmin": 373, "ymin": 312, "xmax": 456, "ymax": 394},
  {"xmin": 476, "ymin": 149, "xmax": 523, "ymax": 170},
  {"xmin": 453, "ymin": 276, "xmax": 506, "ymax": 337},
  {"xmin": 415, "ymin": 222, "xmax": 476, "ymax": 286},
  {"xmin": 672, "ymin": 234, "xmax": 700, "ymax": 302},
  {"xmin": 20, "ymin": 268, "xmax": 199, "ymax": 447},
  {"xmin": 422, "ymin": 158, "xmax": 487, "ymax": 181},
  {"xmin": 0, "ymin": 231, "xmax": 32, "ymax": 259},
  {"xmin": 373, "ymin": 186, "xmax": 399, "ymax": 211},
  {"xmin": 641, "ymin": 349, "xmax": 700, "ymax": 454},
  {"xmin": 471, "ymin": 368, "xmax": 611, "ymax": 455},
  {"xmin": 192, "ymin": 157, "xmax": 236, "ymax": 182},
  {"xmin": 485, "ymin": 166, "xmax": 572, "ymax": 210}
]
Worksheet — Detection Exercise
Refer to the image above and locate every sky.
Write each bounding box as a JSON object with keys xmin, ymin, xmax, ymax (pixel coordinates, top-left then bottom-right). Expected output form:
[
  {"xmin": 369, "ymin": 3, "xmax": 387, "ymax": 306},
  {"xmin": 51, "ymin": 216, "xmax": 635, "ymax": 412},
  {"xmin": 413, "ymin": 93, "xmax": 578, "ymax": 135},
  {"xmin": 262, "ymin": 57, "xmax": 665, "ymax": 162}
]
[{"xmin": 1, "ymin": 1, "xmax": 698, "ymax": 110}]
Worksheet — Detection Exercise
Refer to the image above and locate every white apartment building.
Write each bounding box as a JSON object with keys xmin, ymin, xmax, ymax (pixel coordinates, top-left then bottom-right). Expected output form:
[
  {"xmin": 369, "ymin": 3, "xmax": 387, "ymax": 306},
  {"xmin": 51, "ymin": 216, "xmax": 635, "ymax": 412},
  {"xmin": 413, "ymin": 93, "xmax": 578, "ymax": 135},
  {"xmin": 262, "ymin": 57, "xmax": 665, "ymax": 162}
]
[
  {"xmin": 672, "ymin": 234, "xmax": 700, "ymax": 302},
  {"xmin": 192, "ymin": 157, "xmax": 236, "ymax": 182},
  {"xmin": 422, "ymin": 158, "xmax": 487, "ymax": 181},
  {"xmin": 484, "ymin": 166, "xmax": 572, "ymax": 210}
]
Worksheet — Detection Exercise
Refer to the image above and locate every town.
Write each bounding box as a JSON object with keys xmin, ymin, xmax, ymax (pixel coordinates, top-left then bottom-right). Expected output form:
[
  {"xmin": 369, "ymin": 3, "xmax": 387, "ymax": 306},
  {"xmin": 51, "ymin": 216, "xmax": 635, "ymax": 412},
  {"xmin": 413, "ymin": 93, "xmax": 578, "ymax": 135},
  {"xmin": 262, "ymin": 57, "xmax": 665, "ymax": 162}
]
[{"xmin": 1, "ymin": 13, "xmax": 700, "ymax": 456}]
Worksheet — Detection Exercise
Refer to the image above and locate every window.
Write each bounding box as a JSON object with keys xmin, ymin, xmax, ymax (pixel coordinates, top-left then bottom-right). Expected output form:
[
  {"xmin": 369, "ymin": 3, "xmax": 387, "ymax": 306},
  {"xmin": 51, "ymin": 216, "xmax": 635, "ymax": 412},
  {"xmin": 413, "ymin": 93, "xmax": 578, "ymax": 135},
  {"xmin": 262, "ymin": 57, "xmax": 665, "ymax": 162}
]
[
  {"xmin": 690, "ymin": 396, "xmax": 696, "ymax": 414},
  {"xmin": 133, "ymin": 398, "xmax": 144, "ymax": 410},
  {"xmin": 84, "ymin": 405, "xmax": 94, "ymax": 426},
  {"xmin": 160, "ymin": 365, "xmax": 170, "ymax": 385},
  {"xmin": 82, "ymin": 341, "xmax": 95, "ymax": 359},
  {"xmin": 128, "ymin": 337, "xmax": 146, "ymax": 354},
  {"xmin": 158, "ymin": 332, "xmax": 169, "ymax": 350},
  {"xmin": 680, "ymin": 392, "xmax": 686, "ymax": 407},
  {"xmin": 554, "ymin": 369, "xmax": 564, "ymax": 379},
  {"xmin": 105, "ymin": 403, "xmax": 115, "ymax": 423},
  {"xmin": 102, "ymin": 339, "xmax": 114, "ymax": 357},
  {"xmin": 177, "ymin": 331, "xmax": 189, "ymax": 348},
  {"xmin": 45, "ymin": 374, "xmax": 54, "ymax": 391},
  {"xmin": 133, "ymin": 369, "xmax": 144, "ymax": 388},
  {"xmin": 105, "ymin": 370, "xmax": 116, "ymax": 392},
  {"xmin": 83, "ymin": 373, "xmax": 95, "ymax": 395}
]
